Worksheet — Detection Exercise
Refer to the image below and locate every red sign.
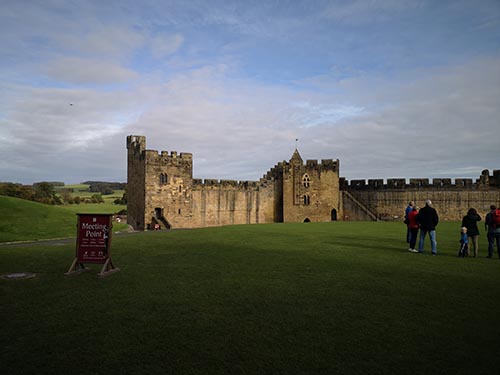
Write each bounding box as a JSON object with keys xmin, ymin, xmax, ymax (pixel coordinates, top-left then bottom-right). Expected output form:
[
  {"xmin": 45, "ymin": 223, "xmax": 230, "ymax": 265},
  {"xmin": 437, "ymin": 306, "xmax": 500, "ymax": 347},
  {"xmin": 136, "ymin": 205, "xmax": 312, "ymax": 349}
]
[{"xmin": 76, "ymin": 214, "xmax": 112, "ymax": 263}]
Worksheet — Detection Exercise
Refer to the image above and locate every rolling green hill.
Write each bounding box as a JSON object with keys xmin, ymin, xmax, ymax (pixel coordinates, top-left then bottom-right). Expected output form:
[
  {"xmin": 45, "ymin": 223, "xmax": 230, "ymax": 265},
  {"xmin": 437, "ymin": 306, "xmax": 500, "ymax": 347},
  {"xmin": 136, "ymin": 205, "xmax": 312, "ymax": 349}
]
[
  {"xmin": 0, "ymin": 195, "xmax": 77, "ymax": 242},
  {"xmin": 0, "ymin": 195, "xmax": 129, "ymax": 243}
]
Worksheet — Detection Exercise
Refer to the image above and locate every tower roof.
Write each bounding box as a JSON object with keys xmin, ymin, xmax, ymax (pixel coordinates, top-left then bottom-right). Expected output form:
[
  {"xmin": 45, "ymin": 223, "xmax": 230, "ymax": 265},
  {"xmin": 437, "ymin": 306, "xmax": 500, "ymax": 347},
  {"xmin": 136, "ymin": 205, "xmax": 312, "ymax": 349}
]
[{"xmin": 290, "ymin": 149, "xmax": 303, "ymax": 165}]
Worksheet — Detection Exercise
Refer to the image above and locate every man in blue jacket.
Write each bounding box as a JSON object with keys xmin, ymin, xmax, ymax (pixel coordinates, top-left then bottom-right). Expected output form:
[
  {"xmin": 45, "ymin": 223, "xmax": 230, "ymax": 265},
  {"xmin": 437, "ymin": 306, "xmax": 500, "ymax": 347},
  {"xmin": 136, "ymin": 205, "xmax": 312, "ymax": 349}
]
[{"xmin": 417, "ymin": 199, "xmax": 439, "ymax": 255}]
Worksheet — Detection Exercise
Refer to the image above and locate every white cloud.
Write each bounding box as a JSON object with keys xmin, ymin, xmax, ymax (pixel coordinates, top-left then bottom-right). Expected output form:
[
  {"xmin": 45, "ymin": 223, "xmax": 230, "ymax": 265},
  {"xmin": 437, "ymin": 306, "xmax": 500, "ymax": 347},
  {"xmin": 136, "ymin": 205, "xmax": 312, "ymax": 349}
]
[
  {"xmin": 2, "ymin": 54, "xmax": 499, "ymax": 184},
  {"xmin": 45, "ymin": 57, "xmax": 139, "ymax": 84},
  {"xmin": 322, "ymin": 0, "xmax": 421, "ymax": 24},
  {"xmin": 150, "ymin": 33, "xmax": 184, "ymax": 58},
  {"xmin": 1, "ymin": 1, "xmax": 499, "ymax": 185},
  {"xmin": 55, "ymin": 26, "xmax": 145, "ymax": 59}
]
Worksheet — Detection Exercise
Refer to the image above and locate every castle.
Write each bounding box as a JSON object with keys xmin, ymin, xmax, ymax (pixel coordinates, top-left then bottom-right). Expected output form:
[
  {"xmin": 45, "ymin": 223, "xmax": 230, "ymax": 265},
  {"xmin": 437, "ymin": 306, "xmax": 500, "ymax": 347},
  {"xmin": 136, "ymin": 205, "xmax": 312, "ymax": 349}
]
[{"xmin": 127, "ymin": 135, "xmax": 500, "ymax": 230}]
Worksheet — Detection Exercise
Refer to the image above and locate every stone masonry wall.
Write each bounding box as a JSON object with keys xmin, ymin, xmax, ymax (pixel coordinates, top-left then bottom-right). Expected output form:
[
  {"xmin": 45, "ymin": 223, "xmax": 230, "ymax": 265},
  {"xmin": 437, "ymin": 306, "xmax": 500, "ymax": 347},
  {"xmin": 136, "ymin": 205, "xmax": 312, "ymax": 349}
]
[
  {"xmin": 343, "ymin": 173, "xmax": 500, "ymax": 221},
  {"xmin": 283, "ymin": 158, "xmax": 341, "ymax": 223},
  {"xmin": 126, "ymin": 135, "xmax": 146, "ymax": 230},
  {"xmin": 143, "ymin": 150, "xmax": 194, "ymax": 229},
  {"xmin": 190, "ymin": 180, "xmax": 260, "ymax": 228},
  {"xmin": 350, "ymin": 190, "xmax": 500, "ymax": 221}
]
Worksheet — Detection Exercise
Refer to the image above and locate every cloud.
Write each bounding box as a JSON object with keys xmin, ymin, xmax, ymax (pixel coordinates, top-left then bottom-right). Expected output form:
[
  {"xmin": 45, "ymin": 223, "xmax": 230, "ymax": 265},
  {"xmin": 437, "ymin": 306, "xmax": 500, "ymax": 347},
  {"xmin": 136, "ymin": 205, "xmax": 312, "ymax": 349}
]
[
  {"xmin": 305, "ymin": 57, "xmax": 500, "ymax": 179},
  {"xmin": 322, "ymin": 0, "xmax": 421, "ymax": 24},
  {"xmin": 0, "ymin": 84, "xmax": 146, "ymax": 183},
  {"xmin": 45, "ymin": 57, "xmax": 139, "ymax": 84},
  {"xmin": 120, "ymin": 56, "xmax": 498, "ymax": 182},
  {"xmin": 150, "ymin": 33, "xmax": 184, "ymax": 58},
  {"xmin": 1, "ymin": 1, "xmax": 499, "ymax": 185},
  {"xmin": 55, "ymin": 26, "xmax": 145, "ymax": 59},
  {"xmin": 2, "ymin": 52, "xmax": 499, "ymax": 184}
]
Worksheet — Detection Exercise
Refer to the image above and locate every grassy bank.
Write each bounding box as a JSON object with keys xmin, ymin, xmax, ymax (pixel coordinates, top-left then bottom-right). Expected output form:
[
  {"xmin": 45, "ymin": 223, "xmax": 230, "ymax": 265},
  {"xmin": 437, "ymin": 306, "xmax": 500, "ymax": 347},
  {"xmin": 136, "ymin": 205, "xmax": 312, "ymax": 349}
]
[
  {"xmin": 1, "ymin": 221, "xmax": 499, "ymax": 374},
  {"xmin": 0, "ymin": 196, "xmax": 127, "ymax": 242}
]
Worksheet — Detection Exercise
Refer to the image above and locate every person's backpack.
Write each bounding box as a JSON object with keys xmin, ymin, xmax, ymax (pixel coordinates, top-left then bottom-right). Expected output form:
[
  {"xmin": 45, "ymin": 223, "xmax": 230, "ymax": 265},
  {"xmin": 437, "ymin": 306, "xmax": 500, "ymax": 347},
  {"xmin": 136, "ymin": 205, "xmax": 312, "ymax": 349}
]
[{"xmin": 492, "ymin": 209, "xmax": 500, "ymax": 229}]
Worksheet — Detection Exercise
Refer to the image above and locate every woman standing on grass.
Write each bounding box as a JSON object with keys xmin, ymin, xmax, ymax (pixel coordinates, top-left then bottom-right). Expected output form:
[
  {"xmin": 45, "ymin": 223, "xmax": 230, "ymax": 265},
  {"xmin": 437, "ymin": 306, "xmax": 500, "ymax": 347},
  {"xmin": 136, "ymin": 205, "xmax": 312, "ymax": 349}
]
[
  {"xmin": 407, "ymin": 207, "xmax": 419, "ymax": 252},
  {"xmin": 461, "ymin": 208, "xmax": 482, "ymax": 257}
]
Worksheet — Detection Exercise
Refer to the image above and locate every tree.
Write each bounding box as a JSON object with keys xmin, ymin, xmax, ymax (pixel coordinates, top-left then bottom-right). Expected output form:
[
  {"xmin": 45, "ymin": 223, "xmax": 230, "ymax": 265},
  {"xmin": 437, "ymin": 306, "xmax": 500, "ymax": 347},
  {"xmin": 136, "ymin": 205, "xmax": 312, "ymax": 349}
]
[
  {"xmin": 90, "ymin": 194, "xmax": 104, "ymax": 203},
  {"xmin": 33, "ymin": 182, "xmax": 55, "ymax": 200},
  {"xmin": 0, "ymin": 183, "xmax": 34, "ymax": 200},
  {"xmin": 32, "ymin": 182, "xmax": 62, "ymax": 205},
  {"xmin": 114, "ymin": 190, "xmax": 127, "ymax": 205},
  {"xmin": 59, "ymin": 189, "xmax": 72, "ymax": 203}
]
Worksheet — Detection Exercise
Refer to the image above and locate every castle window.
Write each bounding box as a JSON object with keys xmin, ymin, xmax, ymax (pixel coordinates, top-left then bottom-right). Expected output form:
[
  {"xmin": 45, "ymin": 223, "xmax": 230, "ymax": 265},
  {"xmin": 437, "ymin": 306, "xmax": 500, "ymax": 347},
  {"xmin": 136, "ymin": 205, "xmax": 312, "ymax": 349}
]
[
  {"xmin": 302, "ymin": 174, "xmax": 310, "ymax": 188},
  {"xmin": 159, "ymin": 173, "xmax": 168, "ymax": 185},
  {"xmin": 178, "ymin": 209, "xmax": 181, "ymax": 215},
  {"xmin": 303, "ymin": 195, "xmax": 310, "ymax": 205}
]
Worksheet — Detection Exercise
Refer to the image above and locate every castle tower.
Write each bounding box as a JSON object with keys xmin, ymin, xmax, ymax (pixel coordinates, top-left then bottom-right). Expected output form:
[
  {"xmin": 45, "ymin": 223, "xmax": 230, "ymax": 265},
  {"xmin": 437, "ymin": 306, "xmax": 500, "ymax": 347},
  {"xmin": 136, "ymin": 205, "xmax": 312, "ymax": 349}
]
[
  {"xmin": 126, "ymin": 135, "xmax": 194, "ymax": 230},
  {"xmin": 127, "ymin": 135, "xmax": 146, "ymax": 230},
  {"xmin": 282, "ymin": 148, "xmax": 341, "ymax": 222}
]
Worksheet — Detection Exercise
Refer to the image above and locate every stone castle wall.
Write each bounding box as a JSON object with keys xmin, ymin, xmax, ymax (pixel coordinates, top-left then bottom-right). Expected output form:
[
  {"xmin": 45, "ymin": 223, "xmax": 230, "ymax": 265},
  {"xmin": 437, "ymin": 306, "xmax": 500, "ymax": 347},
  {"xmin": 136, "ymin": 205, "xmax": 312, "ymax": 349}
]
[
  {"xmin": 127, "ymin": 135, "xmax": 499, "ymax": 229},
  {"xmin": 127, "ymin": 135, "xmax": 283, "ymax": 230},
  {"xmin": 342, "ymin": 173, "xmax": 500, "ymax": 221},
  {"xmin": 190, "ymin": 179, "xmax": 260, "ymax": 227}
]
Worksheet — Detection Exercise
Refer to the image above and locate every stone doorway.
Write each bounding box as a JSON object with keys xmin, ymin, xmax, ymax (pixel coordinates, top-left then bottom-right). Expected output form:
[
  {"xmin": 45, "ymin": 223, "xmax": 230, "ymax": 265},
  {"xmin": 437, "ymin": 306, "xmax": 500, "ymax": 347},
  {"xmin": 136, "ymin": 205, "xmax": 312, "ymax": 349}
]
[
  {"xmin": 155, "ymin": 207, "xmax": 163, "ymax": 219},
  {"xmin": 331, "ymin": 209, "xmax": 337, "ymax": 221}
]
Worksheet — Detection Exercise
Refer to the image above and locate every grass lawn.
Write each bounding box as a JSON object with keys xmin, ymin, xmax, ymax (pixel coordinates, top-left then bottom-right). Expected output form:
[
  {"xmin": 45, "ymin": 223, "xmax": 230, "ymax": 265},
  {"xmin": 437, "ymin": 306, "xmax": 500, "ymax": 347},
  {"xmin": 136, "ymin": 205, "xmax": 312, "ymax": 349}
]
[
  {"xmin": 62, "ymin": 202, "xmax": 126, "ymax": 215},
  {"xmin": 1, "ymin": 221, "xmax": 500, "ymax": 374}
]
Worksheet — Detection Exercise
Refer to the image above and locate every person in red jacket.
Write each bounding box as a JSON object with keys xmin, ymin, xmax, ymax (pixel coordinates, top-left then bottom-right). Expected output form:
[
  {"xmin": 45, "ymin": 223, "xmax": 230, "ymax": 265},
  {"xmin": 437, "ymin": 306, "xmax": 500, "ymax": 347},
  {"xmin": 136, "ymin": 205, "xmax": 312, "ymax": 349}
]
[{"xmin": 407, "ymin": 207, "xmax": 419, "ymax": 252}]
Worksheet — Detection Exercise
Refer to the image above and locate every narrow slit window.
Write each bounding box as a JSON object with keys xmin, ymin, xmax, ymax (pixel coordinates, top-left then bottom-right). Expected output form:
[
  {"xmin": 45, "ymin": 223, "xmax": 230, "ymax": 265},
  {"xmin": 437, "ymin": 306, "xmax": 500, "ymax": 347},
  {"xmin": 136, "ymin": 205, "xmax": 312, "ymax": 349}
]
[{"xmin": 159, "ymin": 173, "xmax": 168, "ymax": 185}]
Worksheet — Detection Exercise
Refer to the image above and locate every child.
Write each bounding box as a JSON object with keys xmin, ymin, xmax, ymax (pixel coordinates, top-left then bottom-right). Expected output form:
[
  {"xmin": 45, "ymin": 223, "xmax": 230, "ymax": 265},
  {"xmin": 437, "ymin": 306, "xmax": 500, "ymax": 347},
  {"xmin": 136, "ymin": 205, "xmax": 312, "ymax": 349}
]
[{"xmin": 458, "ymin": 227, "xmax": 469, "ymax": 257}]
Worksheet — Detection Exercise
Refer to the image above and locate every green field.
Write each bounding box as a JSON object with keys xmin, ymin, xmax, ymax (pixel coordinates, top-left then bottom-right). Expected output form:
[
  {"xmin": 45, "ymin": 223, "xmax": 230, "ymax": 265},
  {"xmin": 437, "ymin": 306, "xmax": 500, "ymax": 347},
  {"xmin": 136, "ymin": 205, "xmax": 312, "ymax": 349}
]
[
  {"xmin": 55, "ymin": 184, "xmax": 125, "ymax": 204},
  {"xmin": 0, "ymin": 196, "xmax": 127, "ymax": 242},
  {"xmin": 1, "ymin": 220, "xmax": 499, "ymax": 374}
]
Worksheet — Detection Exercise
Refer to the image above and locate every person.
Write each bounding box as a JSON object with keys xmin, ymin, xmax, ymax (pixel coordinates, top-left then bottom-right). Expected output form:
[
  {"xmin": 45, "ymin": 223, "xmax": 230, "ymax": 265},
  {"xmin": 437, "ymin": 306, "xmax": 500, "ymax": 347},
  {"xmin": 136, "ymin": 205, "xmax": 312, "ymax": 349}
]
[
  {"xmin": 404, "ymin": 201, "xmax": 414, "ymax": 243},
  {"xmin": 485, "ymin": 205, "xmax": 500, "ymax": 258},
  {"xmin": 458, "ymin": 227, "xmax": 469, "ymax": 257},
  {"xmin": 461, "ymin": 208, "xmax": 481, "ymax": 257},
  {"xmin": 406, "ymin": 206, "xmax": 419, "ymax": 252},
  {"xmin": 417, "ymin": 199, "xmax": 439, "ymax": 255}
]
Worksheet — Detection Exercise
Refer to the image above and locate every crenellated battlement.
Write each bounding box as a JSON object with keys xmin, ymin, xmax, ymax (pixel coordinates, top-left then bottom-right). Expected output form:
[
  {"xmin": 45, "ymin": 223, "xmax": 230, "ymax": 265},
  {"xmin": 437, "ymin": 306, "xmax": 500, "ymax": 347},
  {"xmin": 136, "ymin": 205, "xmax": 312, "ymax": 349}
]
[
  {"xmin": 343, "ymin": 170, "xmax": 500, "ymax": 190},
  {"xmin": 192, "ymin": 178, "xmax": 259, "ymax": 190},
  {"xmin": 158, "ymin": 150, "xmax": 193, "ymax": 160},
  {"xmin": 144, "ymin": 150, "xmax": 193, "ymax": 164},
  {"xmin": 260, "ymin": 163, "xmax": 285, "ymax": 185},
  {"xmin": 296, "ymin": 158, "xmax": 339, "ymax": 172}
]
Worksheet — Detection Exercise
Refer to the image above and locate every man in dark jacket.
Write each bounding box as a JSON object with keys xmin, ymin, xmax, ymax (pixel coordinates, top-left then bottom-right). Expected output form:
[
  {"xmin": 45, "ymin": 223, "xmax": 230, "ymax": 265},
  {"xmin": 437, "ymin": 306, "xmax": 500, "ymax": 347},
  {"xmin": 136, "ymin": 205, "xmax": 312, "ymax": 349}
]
[
  {"xmin": 485, "ymin": 205, "xmax": 500, "ymax": 258},
  {"xmin": 417, "ymin": 199, "xmax": 439, "ymax": 255}
]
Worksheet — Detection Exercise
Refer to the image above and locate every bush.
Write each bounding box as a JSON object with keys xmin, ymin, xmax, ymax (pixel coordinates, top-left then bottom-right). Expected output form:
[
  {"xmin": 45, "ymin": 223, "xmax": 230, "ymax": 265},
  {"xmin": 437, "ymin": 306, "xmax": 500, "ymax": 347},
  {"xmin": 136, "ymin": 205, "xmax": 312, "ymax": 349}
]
[
  {"xmin": 0, "ymin": 183, "xmax": 34, "ymax": 200},
  {"xmin": 90, "ymin": 194, "xmax": 104, "ymax": 203}
]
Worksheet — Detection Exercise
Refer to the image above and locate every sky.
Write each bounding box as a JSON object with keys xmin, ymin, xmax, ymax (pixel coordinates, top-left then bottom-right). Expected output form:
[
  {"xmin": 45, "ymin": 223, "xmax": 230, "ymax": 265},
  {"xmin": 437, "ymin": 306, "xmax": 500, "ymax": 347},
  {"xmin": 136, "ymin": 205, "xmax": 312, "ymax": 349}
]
[{"xmin": 1, "ymin": 0, "xmax": 499, "ymax": 185}]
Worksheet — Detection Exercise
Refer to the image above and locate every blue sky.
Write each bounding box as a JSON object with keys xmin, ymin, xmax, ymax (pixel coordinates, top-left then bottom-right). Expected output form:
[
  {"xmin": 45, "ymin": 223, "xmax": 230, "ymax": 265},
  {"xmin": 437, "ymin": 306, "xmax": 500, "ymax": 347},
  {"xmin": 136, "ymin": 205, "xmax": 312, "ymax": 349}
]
[{"xmin": 1, "ymin": 0, "xmax": 499, "ymax": 184}]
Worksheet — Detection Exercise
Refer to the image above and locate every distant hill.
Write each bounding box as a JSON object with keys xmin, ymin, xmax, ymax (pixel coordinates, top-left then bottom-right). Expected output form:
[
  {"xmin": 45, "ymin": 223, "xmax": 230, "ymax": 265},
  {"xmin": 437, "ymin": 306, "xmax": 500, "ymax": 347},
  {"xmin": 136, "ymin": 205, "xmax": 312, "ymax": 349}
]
[
  {"xmin": 0, "ymin": 195, "xmax": 77, "ymax": 242},
  {"xmin": 82, "ymin": 181, "xmax": 126, "ymax": 190}
]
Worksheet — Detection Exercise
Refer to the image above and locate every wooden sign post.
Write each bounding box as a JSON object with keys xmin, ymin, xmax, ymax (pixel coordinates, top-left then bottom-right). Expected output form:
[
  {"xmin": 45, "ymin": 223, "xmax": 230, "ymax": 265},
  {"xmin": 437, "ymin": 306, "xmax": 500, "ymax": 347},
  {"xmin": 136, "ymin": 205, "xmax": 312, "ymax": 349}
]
[{"xmin": 65, "ymin": 213, "xmax": 120, "ymax": 278}]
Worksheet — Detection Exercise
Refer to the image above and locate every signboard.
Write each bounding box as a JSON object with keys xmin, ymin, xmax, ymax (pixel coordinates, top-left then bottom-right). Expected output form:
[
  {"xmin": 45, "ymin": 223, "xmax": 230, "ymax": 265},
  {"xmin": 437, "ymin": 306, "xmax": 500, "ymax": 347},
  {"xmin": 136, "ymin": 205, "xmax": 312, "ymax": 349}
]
[
  {"xmin": 65, "ymin": 213, "xmax": 119, "ymax": 277},
  {"xmin": 76, "ymin": 214, "xmax": 112, "ymax": 263}
]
